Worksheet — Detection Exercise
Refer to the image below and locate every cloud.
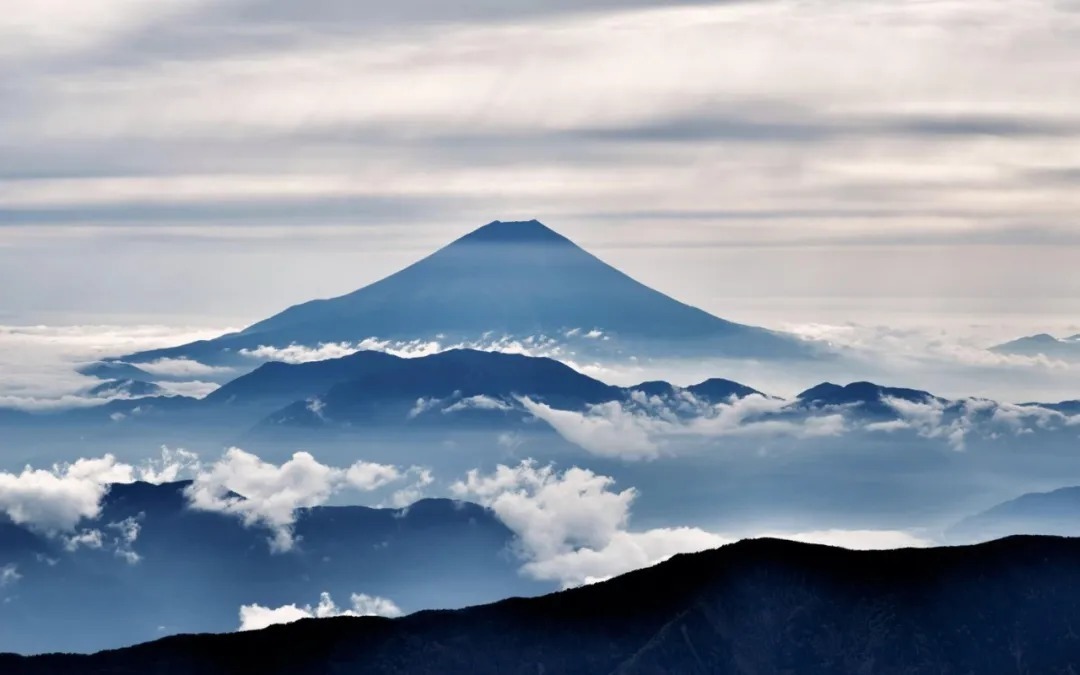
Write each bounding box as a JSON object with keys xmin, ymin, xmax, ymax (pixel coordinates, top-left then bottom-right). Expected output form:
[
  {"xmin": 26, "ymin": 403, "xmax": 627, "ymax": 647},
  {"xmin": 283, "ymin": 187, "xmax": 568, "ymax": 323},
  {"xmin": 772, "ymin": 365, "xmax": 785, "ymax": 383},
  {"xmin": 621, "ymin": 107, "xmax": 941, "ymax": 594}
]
[
  {"xmin": 238, "ymin": 334, "xmax": 574, "ymax": 366},
  {"xmin": 108, "ymin": 516, "xmax": 143, "ymax": 564},
  {"xmin": 452, "ymin": 460, "xmax": 727, "ymax": 587},
  {"xmin": 63, "ymin": 528, "xmax": 105, "ymax": 551},
  {"xmin": 387, "ymin": 468, "xmax": 434, "ymax": 509},
  {"xmin": 442, "ymin": 395, "xmax": 512, "ymax": 413},
  {"xmin": 238, "ymin": 591, "xmax": 403, "ymax": 632},
  {"xmin": 0, "ymin": 0, "xmax": 215, "ymax": 62},
  {"xmin": 0, "ymin": 455, "xmax": 133, "ymax": 533},
  {"xmin": 184, "ymin": 448, "xmax": 412, "ymax": 551},
  {"xmin": 4, "ymin": 0, "xmax": 1080, "ymax": 340},
  {"xmin": 762, "ymin": 529, "xmax": 934, "ymax": 550},
  {"xmin": 0, "ymin": 323, "xmax": 232, "ymax": 410},
  {"xmin": 452, "ymin": 460, "xmax": 936, "ymax": 588},
  {"xmin": 153, "ymin": 379, "xmax": 220, "ymax": 398},
  {"xmin": 520, "ymin": 394, "xmax": 845, "ymax": 460},
  {"xmin": 137, "ymin": 447, "xmax": 201, "ymax": 484},
  {"xmin": 0, "ymin": 564, "xmax": 20, "ymax": 587},
  {"xmin": 0, "ymin": 446, "xmax": 429, "ymax": 555},
  {"xmin": 135, "ymin": 358, "xmax": 233, "ymax": 378},
  {"xmin": 520, "ymin": 398, "xmax": 664, "ymax": 460},
  {"xmin": 240, "ymin": 339, "xmax": 444, "ymax": 364},
  {"xmin": 0, "ymin": 448, "xmax": 201, "ymax": 536},
  {"xmin": 875, "ymin": 395, "xmax": 1080, "ymax": 451},
  {"xmin": 523, "ymin": 527, "xmax": 731, "ymax": 587}
]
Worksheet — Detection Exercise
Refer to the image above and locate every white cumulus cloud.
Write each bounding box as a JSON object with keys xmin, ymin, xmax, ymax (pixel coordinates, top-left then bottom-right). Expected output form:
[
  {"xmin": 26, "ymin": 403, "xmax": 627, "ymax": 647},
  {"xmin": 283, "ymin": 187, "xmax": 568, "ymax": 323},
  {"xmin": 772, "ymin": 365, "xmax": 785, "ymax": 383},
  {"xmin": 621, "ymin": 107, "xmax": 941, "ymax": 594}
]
[
  {"xmin": 238, "ymin": 591, "xmax": 403, "ymax": 631},
  {"xmin": 452, "ymin": 460, "xmax": 934, "ymax": 588},
  {"xmin": 184, "ymin": 448, "xmax": 415, "ymax": 552}
]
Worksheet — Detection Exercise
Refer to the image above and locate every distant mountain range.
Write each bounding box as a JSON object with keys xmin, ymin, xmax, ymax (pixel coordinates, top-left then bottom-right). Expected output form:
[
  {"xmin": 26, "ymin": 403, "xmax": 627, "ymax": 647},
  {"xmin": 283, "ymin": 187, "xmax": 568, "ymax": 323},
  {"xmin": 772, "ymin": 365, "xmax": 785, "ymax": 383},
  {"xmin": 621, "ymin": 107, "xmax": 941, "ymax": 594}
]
[
  {"xmin": 26, "ymin": 349, "xmax": 771, "ymax": 436},
  {"xmin": 992, "ymin": 333, "xmax": 1080, "ymax": 360},
  {"xmin": 6, "ymin": 536, "xmax": 1080, "ymax": 673},
  {"xmin": 0, "ymin": 481, "xmax": 540, "ymax": 654},
  {"xmin": 115, "ymin": 220, "xmax": 819, "ymax": 366},
  {"xmin": 948, "ymin": 485, "xmax": 1080, "ymax": 542},
  {"xmin": 10, "ymin": 350, "xmax": 1080, "ymax": 454}
]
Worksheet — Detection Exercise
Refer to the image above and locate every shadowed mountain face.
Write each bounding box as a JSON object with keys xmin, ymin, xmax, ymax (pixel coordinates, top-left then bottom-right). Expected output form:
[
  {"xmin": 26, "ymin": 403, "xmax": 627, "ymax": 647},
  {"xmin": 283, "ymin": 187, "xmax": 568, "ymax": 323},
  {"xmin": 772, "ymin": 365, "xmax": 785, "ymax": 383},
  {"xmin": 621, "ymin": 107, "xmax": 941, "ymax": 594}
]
[
  {"xmin": 119, "ymin": 220, "xmax": 814, "ymax": 365},
  {"xmin": 0, "ymin": 482, "xmax": 541, "ymax": 655},
  {"xmin": 5, "ymin": 536, "xmax": 1080, "ymax": 674}
]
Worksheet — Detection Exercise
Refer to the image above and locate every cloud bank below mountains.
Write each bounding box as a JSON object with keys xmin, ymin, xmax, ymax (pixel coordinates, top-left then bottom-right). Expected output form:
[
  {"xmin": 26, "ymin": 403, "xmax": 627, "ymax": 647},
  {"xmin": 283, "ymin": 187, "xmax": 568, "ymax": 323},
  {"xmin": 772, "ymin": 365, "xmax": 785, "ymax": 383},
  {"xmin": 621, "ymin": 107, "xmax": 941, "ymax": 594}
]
[
  {"xmin": 0, "ymin": 323, "xmax": 232, "ymax": 410},
  {"xmin": 0, "ymin": 448, "xmax": 933, "ymax": 590},
  {"xmin": 0, "ymin": 447, "xmax": 429, "ymax": 556}
]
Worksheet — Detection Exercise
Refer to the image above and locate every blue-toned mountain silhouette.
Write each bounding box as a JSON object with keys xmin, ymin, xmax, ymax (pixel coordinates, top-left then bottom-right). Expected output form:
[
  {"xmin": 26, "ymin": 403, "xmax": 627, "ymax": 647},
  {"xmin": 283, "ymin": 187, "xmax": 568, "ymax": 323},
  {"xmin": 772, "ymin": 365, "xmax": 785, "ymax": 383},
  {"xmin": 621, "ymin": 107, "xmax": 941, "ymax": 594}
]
[
  {"xmin": 0, "ymin": 480, "xmax": 540, "ymax": 654},
  {"xmin": 119, "ymin": 220, "xmax": 817, "ymax": 366},
  {"xmin": 795, "ymin": 381, "xmax": 940, "ymax": 417},
  {"xmin": 948, "ymin": 485, "xmax": 1080, "ymax": 542},
  {"xmin": 991, "ymin": 333, "xmax": 1080, "ymax": 360},
  {"xmin": 77, "ymin": 361, "xmax": 157, "ymax": 382},
  {"xmin": 86, "ymin": 378, "xmax": 164, "ymax": 398}
]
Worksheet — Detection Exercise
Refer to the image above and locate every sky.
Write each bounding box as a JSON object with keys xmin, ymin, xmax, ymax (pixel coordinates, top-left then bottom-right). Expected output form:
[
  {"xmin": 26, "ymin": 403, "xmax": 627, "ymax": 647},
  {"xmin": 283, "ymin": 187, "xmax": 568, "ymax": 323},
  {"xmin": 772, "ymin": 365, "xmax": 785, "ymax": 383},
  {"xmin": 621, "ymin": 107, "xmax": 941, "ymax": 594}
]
[{"xmin": 2, "ymin": 0, "xmax": 1079, "ymax": 330}]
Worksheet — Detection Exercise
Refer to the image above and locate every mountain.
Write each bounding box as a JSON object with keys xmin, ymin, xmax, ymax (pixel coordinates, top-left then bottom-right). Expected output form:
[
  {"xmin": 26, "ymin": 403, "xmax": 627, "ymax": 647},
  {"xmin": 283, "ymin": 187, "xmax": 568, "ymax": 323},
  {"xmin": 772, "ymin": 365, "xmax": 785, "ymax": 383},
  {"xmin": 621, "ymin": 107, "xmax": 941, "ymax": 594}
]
[
  {"xmin": 948, "ymin": 486, "xmax": 1080, "ymax": 542},
  {"xmin": 0, "ymin": 481, "xmax": 541, "ymax": 654},
  {"xmin": 796, "ymin": 381, "xmax": 939, "ymax": 417},
  {"xmin": 626, "ymin": 378, "xmax": 762, "ymax": 402},
  {"xmin": 686, "ymin": 378, "xmax": 764, "ymax": 401},
  {"xmin": 86, "ymin": 379, "xmax": 164, "ymax": 398},
  {"xmin": 258, "ymin": 349, "xmax": 625, "ymax": 428},
  {"xmin": 1036, "ymin": 400, "xmax": 1080, "ymax": 415},
  {"xmin": 77, "ymin": 361, "xmax": 157, "ymax": 382},
  {"xmin": 118, "ymin": 220, "xmax": 816, "ymax": 366},
  {"xmin": 203, "ymin": 350, "xmax": 407, "ymax": 412},
  {"xmin": 6, "ymin": 536, "xmax": 1080, "ymax": 673},
  {"xmin": 991, "ymin": 333, "xmax": 1080, "ymax": 360}
]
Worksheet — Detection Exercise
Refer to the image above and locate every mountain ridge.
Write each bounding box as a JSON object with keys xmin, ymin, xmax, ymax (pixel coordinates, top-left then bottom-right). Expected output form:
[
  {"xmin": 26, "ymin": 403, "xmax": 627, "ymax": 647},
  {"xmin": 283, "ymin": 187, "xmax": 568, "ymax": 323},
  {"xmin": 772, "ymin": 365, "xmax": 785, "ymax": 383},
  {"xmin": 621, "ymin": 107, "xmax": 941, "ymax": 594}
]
[{"xmin": 5, "ymin": 535, "xmax": 1080, "ymax": 673}]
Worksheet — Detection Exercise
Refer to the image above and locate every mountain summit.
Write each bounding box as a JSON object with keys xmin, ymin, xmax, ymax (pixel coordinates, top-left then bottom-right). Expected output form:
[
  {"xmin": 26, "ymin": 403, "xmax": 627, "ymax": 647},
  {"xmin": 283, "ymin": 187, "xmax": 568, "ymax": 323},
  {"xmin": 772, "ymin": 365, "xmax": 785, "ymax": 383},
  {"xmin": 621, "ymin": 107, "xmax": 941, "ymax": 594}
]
[{"xmin": 123, "ymin": 220, "xmax": 815, "ymax": 364}]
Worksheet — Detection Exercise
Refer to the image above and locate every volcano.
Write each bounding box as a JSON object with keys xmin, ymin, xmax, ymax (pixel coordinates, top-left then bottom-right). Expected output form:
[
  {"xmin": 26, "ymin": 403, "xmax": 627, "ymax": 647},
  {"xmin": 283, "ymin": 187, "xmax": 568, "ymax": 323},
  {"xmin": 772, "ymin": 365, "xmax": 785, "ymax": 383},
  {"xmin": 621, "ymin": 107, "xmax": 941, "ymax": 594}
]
[{"xmin": 122, "ymin": 220, "xmax": 815, "ymax": 364}]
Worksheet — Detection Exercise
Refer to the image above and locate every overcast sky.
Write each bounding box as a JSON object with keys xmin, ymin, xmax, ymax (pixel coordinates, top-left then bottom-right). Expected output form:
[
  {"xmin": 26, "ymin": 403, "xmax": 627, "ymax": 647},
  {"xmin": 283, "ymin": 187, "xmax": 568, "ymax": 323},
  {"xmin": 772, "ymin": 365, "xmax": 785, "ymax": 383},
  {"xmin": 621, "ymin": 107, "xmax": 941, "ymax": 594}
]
[{"xmin": 3, "ymin": 0, "xmax": 1079, "ymax": 331}]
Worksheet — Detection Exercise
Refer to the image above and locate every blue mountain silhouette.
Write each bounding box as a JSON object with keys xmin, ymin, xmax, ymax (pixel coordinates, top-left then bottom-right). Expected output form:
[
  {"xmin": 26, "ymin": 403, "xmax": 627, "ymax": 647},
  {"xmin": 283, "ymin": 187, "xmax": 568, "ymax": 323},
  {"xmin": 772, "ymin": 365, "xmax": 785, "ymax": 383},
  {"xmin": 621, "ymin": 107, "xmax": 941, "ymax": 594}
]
[{"xmin": 120, "ymin": 220, "xmax": 816, "ymax": 365}]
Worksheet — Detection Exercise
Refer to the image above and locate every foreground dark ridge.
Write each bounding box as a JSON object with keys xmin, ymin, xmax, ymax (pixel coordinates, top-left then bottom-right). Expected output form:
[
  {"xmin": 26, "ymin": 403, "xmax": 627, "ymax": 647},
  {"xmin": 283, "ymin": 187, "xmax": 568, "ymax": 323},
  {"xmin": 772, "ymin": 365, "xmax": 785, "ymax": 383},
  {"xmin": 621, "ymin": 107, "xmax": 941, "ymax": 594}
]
[{"xmin": 4, "ymin": 536, "xmax": 1080, "ymax": 674}]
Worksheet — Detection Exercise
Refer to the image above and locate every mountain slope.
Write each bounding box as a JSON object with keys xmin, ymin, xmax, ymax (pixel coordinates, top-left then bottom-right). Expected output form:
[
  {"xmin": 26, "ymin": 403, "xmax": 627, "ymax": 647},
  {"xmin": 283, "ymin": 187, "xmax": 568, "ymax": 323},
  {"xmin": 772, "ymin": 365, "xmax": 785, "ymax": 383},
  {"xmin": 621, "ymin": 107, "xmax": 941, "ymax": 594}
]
[
  {"xmin": 5, "ymin": 536, "xmax": 1080, "ymax": 674},
  {"xmin": 992, "ymin": 333, "xmax": 1080, "ymax": 360},
  {"xmin": 796, "ymin": 381, "xmax": 939, "ymax": 417},
  {"xmin": 0, "ymin": 481, "xmax": 540, "ymax": 654},
  {"xmin": 257, "ymin": 349, "xmax": 625, "ymax": 427},
  {"xmin": 948, "ymin": 486, "xmax": 1080, "ymax": 542},
  {"xmin": 120, "ymin": 220, "xmax": 815, "ymax": 365}
]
